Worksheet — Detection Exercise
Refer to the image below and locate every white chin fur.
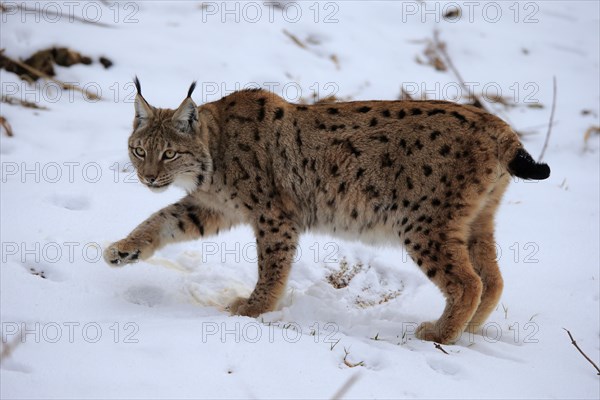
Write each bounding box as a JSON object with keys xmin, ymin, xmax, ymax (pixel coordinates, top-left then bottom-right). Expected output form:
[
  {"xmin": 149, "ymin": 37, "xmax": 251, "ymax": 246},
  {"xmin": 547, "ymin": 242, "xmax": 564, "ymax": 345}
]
[
  {"xmin": 173, "ymin": 175, "xmax": 198, "ymax": 193},
  {"xmin": 148, "ymin": 185, "xmax": 169, "ymax": 193}
]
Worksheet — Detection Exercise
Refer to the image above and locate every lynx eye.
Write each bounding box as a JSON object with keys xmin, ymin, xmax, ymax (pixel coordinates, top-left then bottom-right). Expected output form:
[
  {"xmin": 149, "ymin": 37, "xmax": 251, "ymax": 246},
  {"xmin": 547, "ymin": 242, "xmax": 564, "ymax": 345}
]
[
  {"xmin": 134, "ymin": 147, "xmax": 146, "ymax": 158},
  {"xmin": 163, "ymin": 149, "xmax": 177, "ymax": 160}
]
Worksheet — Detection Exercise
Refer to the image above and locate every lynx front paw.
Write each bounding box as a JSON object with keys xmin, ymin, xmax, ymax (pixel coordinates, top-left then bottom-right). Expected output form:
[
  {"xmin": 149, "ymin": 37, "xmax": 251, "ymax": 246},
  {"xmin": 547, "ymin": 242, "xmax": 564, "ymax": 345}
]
[
  {"xmin": 228, "ymin": 297, "xmax": 267, "ymax": 318},
  {"xmin": 103, "ymin": 239, "xmax": 145, "ymax": 267},
  {"xmin": 415, "ymin": 321, "xmax": 439, "ymax": 342},
  {"xmin": 415, "ymin": 321, "xmax": 459, "ymax": 344}
]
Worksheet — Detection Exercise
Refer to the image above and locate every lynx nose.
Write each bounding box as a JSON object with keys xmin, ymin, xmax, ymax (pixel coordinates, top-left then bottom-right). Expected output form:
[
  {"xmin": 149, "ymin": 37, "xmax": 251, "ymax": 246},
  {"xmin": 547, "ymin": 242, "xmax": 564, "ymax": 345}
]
[{"xmin": 143, "ymin": 175, "xmax": 157, "ymax": 184}]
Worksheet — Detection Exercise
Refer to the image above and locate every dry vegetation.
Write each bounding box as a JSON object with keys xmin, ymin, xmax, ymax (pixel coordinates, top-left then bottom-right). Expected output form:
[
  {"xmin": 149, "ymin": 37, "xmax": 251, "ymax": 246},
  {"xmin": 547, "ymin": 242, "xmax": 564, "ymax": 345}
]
[
  {"xmin": 326, "ymin": 258, "xmax": 403, "ymax": 308},
  {"xmin": 326, "ymin": 258, "xmax": 365, "ymax": 289}
]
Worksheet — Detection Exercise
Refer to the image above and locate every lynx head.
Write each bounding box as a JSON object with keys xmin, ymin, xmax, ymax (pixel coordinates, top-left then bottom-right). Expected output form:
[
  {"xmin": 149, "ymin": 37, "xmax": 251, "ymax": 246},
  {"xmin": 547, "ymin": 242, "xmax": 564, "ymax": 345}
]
[{"xmin": 128, "ymin": 77, "xmax": 212, "ymax": 193}]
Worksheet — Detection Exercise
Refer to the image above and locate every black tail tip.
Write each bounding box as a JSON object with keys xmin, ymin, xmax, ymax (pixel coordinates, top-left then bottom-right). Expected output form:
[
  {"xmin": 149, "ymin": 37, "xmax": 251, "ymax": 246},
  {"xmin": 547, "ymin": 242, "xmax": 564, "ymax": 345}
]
[{"xmin": 508, "ymin": 148, "xmax": 551, "ymax": 180}]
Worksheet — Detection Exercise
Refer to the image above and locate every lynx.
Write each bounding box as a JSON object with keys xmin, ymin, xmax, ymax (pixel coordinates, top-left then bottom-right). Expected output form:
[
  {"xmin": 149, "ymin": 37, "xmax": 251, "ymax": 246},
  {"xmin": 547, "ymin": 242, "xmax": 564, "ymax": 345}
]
[{"xmin": 104, "ymin": 78, "xmax": 550, "ymax": 344}]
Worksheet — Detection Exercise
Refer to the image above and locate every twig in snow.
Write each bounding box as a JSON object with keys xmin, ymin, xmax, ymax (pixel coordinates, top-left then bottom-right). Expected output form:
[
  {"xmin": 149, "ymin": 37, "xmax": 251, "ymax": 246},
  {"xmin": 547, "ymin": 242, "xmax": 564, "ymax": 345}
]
[
  {"xmin": 342, "ymin": 347, "xmax": 364, "ymax": 368},
  {"xmin": 0, "ymin": 329, "xmax": 22, "ymax": 362},
  {"xmin": 563, "ymin": 328, "xmax": 600, "ymax": 375},
  {"xmin": 0, "ymin": 53, "xmax": 101, "ymax": 101},
  {"xmin": 282, "ymin": 29, "xmax": 307, "ymax": 49},
  {"xmin": 434, "ymin": 342, "xmax": 449, "ymax": 355},
  {"xmin": 583, "ymin": 125, "xmax": 599, "ymax": 152},
  {"xmin": 399, "ymin": 86, "xmax": 415, "ymax": 100},
  {"xmin": 330, "ymin": 373, "xmax": 361, "ymax": 400},
  {"xmin": 538, "ymin": 76, "xmax": 557, "ymax": 162},
  {"xmin": 330, "ymin": 338, "xmax": 341, "ymax": 351},
  {"xmin": 330, "ymin": 54, "xmax": 340, "ymax": 70},
  {"xmin": 0, "ymin": 116, "xmax": 13, "ymax": 137}
]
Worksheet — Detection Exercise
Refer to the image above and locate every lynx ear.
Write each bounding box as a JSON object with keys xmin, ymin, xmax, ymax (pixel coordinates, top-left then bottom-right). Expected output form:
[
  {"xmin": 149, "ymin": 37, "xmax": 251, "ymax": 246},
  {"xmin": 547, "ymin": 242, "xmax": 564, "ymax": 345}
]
[
  {"xmin": 172, "ymin": 82, "xmax": 198, "ymax": 134},
  {"xmin": 133, "ymin": 76, "xmax": 153, "ymax": 129}
]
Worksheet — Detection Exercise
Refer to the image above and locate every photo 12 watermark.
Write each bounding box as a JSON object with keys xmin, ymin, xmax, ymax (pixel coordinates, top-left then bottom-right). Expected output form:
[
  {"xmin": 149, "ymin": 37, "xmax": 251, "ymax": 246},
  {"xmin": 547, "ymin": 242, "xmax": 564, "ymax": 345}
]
[
  {"xmin": 199, "ymin": 1, "xmax": 340, "ymax": 24},
  {"xmin": 1, "ymin": 321, "xmax": 139, "ymax": 344},
  {"xmin": 194, "ymin": 239, "xmax": 542, "ymax": 266},
  {"xmin": 399, "ymin": 1, "xmax": 540, "ymax": 24},
  {"xmin": 1, "ymin": 161, "xmax": 142, "ymax": 185},
  {"xmin": 1, "ymin": 1, "xmax": 140, "ymax": 24},
  {"xmin": 401, "ymin": 320, "xmax": 540, "ymax": 344},
  {"xmin": 201, "ymin": 320, "xmax": 340, "ymax": 344},
  {"xmin": 1, "ymin": 241, "xmax": 103, "ymax": 264},
  {"xmin": 0, "ymin": 238, "xmax": 543, "ymax": 267},
  {"xmin": 400, "ymin": 81, "xmax": 541, "ymax": 105},
  {"xmin": 1, "ymin": 80, "xmax": 341, "ymax": 105}
]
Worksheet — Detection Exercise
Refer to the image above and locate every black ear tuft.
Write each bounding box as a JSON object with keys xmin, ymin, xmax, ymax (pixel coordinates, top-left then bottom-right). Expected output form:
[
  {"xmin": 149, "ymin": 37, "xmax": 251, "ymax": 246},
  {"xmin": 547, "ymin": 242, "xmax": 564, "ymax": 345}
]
[
  {"xmin": 134, "ymin": 76, "xmax": 142, "ymax": 96},
  {"xmin": 187, "ymin": 81, "xmax": 197, "ymax": 99}
]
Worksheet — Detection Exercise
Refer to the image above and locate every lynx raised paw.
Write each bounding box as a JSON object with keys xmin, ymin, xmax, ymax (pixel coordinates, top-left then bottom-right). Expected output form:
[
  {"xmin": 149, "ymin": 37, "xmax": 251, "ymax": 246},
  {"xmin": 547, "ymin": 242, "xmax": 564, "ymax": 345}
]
[
  {"xmin": 228, "ymin": 297, "xmax": 268, "ymax": 317},
  {"xmin": 103, "ymin": 239, "xmax": 146, "ymax": 267}
]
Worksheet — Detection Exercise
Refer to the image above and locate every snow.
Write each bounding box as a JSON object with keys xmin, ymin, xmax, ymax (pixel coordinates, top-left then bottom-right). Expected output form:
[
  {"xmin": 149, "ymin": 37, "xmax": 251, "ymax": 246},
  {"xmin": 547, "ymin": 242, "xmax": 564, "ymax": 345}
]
[{"xmin": 1, "ymin": 1, "xmax": 599, "ymax": 399}]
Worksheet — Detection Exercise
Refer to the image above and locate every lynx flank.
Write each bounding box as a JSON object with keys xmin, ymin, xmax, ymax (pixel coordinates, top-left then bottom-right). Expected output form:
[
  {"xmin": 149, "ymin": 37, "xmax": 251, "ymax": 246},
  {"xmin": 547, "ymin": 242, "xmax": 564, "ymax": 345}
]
[{"xmin": 104, "ymin": 79, "xmax": 550, "ymax": 344}]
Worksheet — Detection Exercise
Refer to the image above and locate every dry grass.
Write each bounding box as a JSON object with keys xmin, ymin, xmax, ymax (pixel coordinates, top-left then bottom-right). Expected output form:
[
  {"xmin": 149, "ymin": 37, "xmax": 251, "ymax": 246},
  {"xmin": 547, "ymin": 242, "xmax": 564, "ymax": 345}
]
[
  {"xmin": 2, "ymin": 94, "xmax": 49, "ymax": 110},
  {"xmin": 415, "ymin": 39, "xmax": 447, "ymax": 72},
  {"xmin": 326, "ymin": 258, "xmax": 364, "ymax": 289},
  {"xmin": 584, "ymin": 125, "xmax": 600, "ymax": 145},
  {"xmin": 354, "ymin": 289, "xmax": 402, "ymax": 308},
  {"xmin": 282, "ymin": 29, "xmax": 340, "ymax": 70},
  {"xmin": 326, "ymin": 258, "xmax": 403, "ymax": 308},
  {"xmin": 0, "ymin": 51, "xmax": 101, "ymax": 100},
  {"xmin": 0, "ymin": 47, "xmax": 92, "ymax": 81}
]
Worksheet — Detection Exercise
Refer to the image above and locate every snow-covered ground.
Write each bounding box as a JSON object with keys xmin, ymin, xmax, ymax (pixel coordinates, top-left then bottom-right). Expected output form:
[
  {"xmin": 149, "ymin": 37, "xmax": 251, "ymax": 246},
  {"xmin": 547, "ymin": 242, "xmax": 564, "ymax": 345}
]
[{"xmin": 1, "ymin": 1, "xmax": 599, "ymax": 398}]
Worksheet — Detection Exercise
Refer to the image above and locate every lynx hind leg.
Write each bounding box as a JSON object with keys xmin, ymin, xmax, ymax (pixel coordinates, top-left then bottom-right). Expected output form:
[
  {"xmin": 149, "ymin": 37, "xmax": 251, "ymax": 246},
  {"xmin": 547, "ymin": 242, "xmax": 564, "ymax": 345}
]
[
  {"xmin": 408, "ymin": 230, "xmax": 483, "ymax": 344},
  {"xmin": 466, "ymin": 176, "xmax": 510, "ymax": 333}
]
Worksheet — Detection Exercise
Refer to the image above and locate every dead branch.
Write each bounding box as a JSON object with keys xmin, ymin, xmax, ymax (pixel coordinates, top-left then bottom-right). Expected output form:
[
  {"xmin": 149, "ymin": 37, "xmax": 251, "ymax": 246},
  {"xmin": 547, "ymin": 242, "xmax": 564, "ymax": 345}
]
[
  {"xmin": 563, "ymin": 328, "xmax": 600, "ymax": 375},
  {"xmin": 434, "ymin": 342, "xmax": 449, "ymax": 355},
  {"xmin": 538, "ymin": 76, "xmax": 557, "ymax": 162},
  {"xmin": 0, "ymin": 53, "xmax": 101, "ymax": 101}
]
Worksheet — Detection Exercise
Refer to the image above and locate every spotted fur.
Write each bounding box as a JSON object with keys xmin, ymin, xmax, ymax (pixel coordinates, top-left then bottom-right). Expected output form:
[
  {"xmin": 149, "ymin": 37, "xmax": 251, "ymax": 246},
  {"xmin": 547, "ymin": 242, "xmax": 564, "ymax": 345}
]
[{"xmin": 104, "ymin": 81, "xmax": 550, "ymax": 344}]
